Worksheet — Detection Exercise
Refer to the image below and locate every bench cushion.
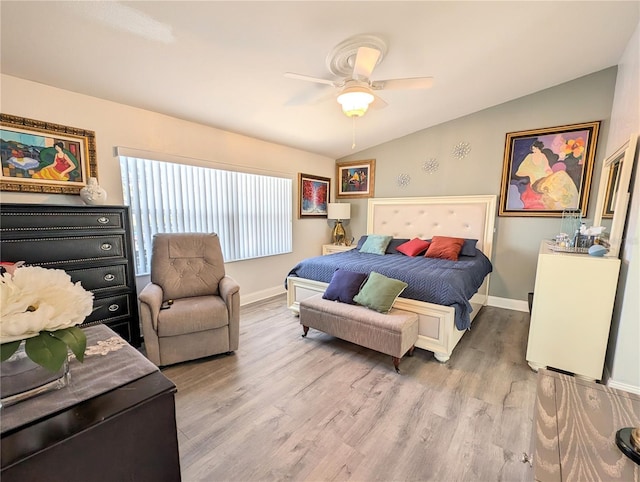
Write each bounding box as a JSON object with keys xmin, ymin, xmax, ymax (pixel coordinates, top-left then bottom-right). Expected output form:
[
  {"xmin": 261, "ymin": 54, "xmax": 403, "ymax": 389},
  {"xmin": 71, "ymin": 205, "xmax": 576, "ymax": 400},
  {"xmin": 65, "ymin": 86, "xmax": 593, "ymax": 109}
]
[{"xmin": 299, "ymin": 294, "xmax": 418, "ymax": 359}]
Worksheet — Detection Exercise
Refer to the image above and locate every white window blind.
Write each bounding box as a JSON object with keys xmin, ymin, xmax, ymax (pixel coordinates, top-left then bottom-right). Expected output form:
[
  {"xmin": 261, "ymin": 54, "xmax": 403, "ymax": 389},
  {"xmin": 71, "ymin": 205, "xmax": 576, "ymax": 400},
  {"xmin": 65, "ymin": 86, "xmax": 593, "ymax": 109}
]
[{"xmin": 119, "ymin": 155, "xmax": 292, "ymax": 275}]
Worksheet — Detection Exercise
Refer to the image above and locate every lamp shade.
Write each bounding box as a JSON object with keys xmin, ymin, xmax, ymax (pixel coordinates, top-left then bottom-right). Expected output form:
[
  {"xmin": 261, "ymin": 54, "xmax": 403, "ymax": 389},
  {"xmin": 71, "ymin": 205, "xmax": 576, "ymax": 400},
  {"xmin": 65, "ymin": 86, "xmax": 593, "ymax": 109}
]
[{"xmin": 327, "ymin": 203, "xmax": 351, "ymax": 220}]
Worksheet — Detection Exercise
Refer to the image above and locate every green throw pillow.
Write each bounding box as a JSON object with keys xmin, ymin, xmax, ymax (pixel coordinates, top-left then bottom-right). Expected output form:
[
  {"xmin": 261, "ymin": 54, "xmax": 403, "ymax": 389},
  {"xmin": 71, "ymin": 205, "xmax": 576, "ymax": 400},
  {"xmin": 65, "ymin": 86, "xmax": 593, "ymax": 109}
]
[
  {"xmin": 359, "ymin": 234, "xmax": 393, "ymax": 255},
  {"xmin": 353, "ymin": 271, "xmax": 408, "ymax": 313}
]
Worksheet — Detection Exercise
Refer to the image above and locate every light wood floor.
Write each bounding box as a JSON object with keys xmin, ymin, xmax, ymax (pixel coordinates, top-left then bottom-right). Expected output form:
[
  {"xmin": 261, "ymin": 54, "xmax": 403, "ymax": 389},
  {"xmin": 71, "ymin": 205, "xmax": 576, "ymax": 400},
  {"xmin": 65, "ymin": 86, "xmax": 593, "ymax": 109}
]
[{"xmin": 162, "ymin": 295, "xmax": 537, "ymax": 482}]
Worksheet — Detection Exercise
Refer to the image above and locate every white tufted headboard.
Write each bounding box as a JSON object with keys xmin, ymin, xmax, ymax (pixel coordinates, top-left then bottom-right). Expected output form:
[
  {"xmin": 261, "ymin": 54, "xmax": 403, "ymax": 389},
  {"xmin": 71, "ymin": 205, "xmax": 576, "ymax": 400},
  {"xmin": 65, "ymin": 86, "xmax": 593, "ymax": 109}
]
[{"xmin": 367, "ymin": 195, "xmax": 497, "ymax": 259}]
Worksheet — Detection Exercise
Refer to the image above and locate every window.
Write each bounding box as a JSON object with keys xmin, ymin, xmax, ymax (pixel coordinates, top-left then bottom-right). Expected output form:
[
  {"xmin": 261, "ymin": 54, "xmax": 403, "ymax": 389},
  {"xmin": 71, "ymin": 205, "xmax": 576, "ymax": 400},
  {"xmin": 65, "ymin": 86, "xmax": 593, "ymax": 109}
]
[{"xmin": 119, "ymin": 155, "xmax": 292, "ymax": 275}]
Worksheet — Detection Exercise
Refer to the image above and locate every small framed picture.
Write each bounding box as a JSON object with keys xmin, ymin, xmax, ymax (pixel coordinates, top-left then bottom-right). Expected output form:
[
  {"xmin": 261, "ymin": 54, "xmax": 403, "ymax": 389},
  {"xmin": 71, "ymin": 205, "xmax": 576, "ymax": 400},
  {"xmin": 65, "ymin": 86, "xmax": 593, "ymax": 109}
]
[
  {"xmin": 336, "ymin": 159, "xmax": 375, "ymax": 199},
  {"xmin": 1, "ymin": 113, "xmax": 98, "ymax": 194},
  {"xmin": 298, "ymin": 173, "xmax": 330, "ymax": 218},
  {"xmin": 499, "ymin": 121, "xmax": 600, "ymax": 217}
]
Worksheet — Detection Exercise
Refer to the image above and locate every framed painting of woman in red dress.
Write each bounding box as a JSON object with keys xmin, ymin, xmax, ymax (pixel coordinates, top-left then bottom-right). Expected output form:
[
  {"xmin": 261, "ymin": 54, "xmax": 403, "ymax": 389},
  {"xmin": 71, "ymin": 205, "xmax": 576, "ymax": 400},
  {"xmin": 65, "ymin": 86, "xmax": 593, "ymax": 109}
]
[{"xmin": 0, "ymin": 114, "xmax": 97, "ymax": 194}]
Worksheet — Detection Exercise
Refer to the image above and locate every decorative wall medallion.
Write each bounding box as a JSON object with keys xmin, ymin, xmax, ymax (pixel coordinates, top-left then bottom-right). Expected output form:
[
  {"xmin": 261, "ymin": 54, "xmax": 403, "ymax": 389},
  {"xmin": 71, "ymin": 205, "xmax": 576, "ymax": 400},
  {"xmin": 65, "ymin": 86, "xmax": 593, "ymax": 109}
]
[
  {"xmin": 396, "ymin": 173, "xmax": 411, "ymax": 188},
  {"xmin": 452, "ymin": 141, "xmax": 471, "ymax": 160},
  {"xmin": 422, "ymin": 158, "xmax": 439, "ymax": 173}
]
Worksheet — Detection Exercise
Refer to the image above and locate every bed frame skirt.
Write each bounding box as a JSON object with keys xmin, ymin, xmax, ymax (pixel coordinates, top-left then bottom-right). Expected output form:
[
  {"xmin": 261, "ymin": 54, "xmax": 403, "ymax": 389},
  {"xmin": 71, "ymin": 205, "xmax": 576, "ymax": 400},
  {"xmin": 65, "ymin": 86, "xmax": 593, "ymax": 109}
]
[{"xmin": 286, "ymin": 194, "xmax": 497, "ymax": 363}]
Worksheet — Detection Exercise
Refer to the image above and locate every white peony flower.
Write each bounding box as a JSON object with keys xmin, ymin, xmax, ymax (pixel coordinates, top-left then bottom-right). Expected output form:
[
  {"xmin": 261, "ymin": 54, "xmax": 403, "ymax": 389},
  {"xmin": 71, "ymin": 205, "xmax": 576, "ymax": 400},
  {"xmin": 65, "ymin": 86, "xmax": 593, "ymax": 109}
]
[{"xmin": 0, "ymin": 266, "xmax": 94, "ymax": 344}]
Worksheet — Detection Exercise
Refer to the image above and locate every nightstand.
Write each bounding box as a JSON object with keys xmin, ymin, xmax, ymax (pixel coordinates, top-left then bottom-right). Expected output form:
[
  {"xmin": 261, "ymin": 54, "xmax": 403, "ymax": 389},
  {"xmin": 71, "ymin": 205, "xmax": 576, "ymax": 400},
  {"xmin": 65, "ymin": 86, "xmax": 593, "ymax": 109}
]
[{"xmin": 322, "ymin": 244, "xmax": 354, "ymax": 255}]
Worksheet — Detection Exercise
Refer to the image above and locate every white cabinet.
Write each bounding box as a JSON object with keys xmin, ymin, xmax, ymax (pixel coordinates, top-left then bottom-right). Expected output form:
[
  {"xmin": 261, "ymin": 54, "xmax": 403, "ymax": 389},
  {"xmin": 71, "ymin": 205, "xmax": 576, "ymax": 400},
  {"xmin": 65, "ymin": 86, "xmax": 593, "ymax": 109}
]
[{"xmin": 526, "ymin": 241, "xmax": 620, "ymax": 381}]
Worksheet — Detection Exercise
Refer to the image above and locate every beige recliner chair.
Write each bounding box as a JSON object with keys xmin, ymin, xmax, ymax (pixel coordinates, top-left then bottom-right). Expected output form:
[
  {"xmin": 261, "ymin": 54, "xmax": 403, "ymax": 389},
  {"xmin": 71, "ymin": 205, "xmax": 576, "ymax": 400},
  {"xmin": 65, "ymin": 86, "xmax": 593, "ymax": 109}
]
[{"xmin": 138, "ymin": 233, "xmax": 240, "ymax": 366}]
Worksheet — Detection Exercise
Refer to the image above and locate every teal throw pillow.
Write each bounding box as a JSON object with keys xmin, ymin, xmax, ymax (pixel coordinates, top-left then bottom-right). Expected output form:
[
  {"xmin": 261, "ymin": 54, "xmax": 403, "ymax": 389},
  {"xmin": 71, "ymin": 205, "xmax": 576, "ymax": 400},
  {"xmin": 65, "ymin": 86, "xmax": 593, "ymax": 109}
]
[
  {"xmin": 359, "ymin": 234, "xmax": 393, "ymax": 255},
  {"xmin": 353, "ymin": 271, "xmax": 408, "ymax": 313}
]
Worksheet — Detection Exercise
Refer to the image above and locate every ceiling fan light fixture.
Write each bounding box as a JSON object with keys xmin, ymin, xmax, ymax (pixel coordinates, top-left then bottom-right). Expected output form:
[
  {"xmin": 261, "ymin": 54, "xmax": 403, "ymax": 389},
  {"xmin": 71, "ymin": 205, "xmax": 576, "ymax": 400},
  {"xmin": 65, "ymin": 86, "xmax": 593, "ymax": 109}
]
[{"xmin": 337, "ymin": 86, "xmax": 375, "ymax": 118}]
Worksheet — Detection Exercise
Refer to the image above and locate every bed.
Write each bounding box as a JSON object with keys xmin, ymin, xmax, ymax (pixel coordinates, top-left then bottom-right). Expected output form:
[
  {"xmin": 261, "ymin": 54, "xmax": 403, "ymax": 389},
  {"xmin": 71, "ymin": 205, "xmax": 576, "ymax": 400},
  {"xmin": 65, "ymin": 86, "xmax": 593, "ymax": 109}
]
[{"xmin": 286, "ymin": 195, "xmax": 497, "ymax": 362}]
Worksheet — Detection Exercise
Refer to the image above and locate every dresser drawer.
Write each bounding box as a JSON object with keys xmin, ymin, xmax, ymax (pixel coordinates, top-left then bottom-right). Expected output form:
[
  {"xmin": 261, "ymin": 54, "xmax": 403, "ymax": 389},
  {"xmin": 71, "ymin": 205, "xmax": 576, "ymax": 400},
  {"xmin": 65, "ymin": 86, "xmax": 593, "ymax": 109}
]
[
  {"xmin": 85, "ymin": 294, "xmax": 132, "ymax": 325},
  {"xmin": 67, "ymin": 264, "xmax": 130, "ymax": 293},
  {"xmin": 1, "ymin": 235, "xmax": 125, "ymax": 266},
  {"xmin": 104, "ymin": 321, "xmax": 133, "ymax": 341},
  {"xmin": 0, "ymin": 210, "xmax": 124, "ymax": 232}
]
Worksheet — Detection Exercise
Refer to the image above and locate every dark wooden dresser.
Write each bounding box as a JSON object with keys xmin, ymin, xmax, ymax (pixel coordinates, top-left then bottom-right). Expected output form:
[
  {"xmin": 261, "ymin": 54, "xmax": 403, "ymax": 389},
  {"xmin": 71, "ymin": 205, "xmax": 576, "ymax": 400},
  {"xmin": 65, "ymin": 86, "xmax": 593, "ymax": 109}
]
[
  {"xmin": 1, "ymin": 372, "xmax": 180, "ymax": 481},
  {"xmin": 1, "ymin": 325, "xmax": 181, "ymax": 481},
  {"xmin": 0, "ymin": 203, "xmax": 141, "ymax": 346},
  {"xmin": 532, "ymin": 369, "xmax": 640, "ymax": 481}
]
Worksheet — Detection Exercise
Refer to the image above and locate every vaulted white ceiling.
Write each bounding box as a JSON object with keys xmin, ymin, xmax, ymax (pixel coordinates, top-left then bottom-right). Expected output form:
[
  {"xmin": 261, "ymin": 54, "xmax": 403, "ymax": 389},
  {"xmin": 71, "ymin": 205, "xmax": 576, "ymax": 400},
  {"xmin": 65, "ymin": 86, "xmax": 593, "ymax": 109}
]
[{"xmin": 1, "ymin": 1, "xmax": 638, "ymax": 159}]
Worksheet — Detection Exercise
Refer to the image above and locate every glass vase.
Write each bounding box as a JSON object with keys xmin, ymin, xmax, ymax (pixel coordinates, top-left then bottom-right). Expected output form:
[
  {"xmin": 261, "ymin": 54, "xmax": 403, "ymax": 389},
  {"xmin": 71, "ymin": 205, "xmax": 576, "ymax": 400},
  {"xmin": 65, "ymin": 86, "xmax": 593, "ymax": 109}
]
[{"xmin": 0, "ymin": 341, "xmax": 70, "ymax": 408}]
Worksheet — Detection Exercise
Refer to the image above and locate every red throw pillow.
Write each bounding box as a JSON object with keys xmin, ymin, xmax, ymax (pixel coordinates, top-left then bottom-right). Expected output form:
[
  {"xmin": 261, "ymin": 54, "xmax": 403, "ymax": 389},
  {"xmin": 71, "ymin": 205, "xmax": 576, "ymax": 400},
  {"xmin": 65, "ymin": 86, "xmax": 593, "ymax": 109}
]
[
  {"xmin": 425, "ymin": 236, "xmax": 465, "ymax": 261},
  {"xmin": 396, "ymin": 238, "xmax": 431, "ymax": 257}
]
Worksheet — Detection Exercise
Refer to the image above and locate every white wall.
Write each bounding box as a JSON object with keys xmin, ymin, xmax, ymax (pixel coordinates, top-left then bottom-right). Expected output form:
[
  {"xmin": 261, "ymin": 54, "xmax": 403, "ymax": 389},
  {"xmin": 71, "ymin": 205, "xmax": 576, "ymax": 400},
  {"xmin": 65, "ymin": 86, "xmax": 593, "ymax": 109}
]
[
  {"xmin": 605, "ymin": 21, "xmax": 640, "ymax": 392},
  {"xmin": 0, "ymin": 74, "xmax": 335, "ymax": 304}
]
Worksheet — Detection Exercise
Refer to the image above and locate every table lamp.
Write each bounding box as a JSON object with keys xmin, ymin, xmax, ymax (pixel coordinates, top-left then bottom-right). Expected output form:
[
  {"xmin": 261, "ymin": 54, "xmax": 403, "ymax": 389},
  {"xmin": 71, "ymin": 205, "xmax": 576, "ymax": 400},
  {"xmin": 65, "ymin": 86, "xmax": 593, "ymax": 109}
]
[{"xmin": 327, "ymin": 203, "xmax": 351, "ymax": 245}]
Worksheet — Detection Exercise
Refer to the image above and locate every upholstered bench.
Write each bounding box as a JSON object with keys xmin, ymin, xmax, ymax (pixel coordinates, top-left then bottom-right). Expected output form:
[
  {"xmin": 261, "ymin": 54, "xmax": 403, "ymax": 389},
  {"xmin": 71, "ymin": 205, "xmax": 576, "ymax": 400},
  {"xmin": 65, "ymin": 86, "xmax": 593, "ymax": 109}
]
[{"xmin": 299, "ymin": 293, "xmax": 419, "ymax": 372}]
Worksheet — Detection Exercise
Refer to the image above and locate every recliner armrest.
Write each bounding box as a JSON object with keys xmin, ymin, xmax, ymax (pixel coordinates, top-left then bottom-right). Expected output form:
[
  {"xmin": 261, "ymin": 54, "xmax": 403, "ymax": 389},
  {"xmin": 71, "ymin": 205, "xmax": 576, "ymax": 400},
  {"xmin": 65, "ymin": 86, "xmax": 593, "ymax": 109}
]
[
  {"xmin": 219, "ymin": 276, "xmax": 240, "ymax": 306},
  {"xmin": 219, "ymin": 276, "xmax": 240, "ymax": 351},
  {"xmin": 139, "ymin": 282, "xmax": 164, "ymax": 330}
]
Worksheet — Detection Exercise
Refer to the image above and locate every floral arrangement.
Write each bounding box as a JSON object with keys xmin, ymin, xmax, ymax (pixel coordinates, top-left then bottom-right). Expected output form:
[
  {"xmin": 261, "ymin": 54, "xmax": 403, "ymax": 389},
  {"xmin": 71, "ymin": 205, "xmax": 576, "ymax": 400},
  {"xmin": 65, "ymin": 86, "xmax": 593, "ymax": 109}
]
[{"xmin": 0, "ymin": 263, "xmax": 94, "ymax": 372}]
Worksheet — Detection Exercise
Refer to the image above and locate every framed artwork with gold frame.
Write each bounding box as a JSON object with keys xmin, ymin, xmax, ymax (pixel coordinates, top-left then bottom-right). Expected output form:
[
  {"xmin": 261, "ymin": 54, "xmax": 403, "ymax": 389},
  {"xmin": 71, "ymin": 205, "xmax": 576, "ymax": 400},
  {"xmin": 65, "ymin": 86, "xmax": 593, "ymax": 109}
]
[
  {"xmin": 336, "ymin": 159, "xmax": 375, "ymax": 199},
  {"xmin": 1, "ymin": 113, "xmax": 98, "ymax": 194},
  {"xmin": 499, "ymin": 121, "xmax": 600, "ymax": 217}
]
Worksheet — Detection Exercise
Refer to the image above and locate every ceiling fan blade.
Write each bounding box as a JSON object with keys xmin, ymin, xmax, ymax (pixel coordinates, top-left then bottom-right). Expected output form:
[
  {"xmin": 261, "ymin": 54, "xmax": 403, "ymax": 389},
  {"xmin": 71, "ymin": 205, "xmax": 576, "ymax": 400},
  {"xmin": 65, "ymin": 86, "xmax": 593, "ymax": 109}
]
[
  {"xmin": 285, "ymin": 85, "xmax": 336, "ymax": 107},
  {"xmin": 370, "ymin": 94, "xmax": 388, "ymax": 110},
  {"xmin": 372, "ymin": 77, "xmax": 434, "ymax": 91},
  {"xmin": 284, "ymin": 72, "xmax": 337, "ymax": 86},
  {"xmin": 353, "ymin": 47, "xmax": 381, "ymax": 80}
]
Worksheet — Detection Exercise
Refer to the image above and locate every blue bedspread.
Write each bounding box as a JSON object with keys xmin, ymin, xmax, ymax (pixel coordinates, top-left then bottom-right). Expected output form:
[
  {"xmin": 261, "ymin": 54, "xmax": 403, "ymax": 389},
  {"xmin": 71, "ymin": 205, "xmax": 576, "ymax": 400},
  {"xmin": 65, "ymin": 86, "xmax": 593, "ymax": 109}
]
[{"xmin": 286, "ymin": 249, "xmax": 493, "ymax": 330}]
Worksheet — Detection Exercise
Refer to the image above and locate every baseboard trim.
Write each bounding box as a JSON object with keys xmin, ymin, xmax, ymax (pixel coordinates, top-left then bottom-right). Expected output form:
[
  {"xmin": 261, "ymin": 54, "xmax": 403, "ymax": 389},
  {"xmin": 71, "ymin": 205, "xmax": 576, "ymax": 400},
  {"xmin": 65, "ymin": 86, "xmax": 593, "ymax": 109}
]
[
  {"xmin": 240, "ymin": 286, "xmax": 286, "ymax": 306},
  {"xmin": 606, "ymin": 377, "xmax": 640, "ymax": 395},
  {"xmin": 487, "ymin": 296, "xmax": 529, "ymax": 313}
]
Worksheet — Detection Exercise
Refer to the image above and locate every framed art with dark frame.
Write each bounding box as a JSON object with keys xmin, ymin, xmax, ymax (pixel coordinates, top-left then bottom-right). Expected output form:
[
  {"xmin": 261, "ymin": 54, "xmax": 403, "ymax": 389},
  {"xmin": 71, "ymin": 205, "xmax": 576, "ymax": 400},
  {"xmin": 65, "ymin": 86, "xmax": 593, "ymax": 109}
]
[
  {"xmin": 499, "ymin": 121, "xmax": 600, "ymax": 217},
  {"xmin": 336, "ymin": 159, "xmax": 375, "ymax": 199},
  {"xmin": 1, "ymin": 113, "xmax": 98, "ymax": 194},
  {"xmin": 298, "ymin": 173, "xmax": 330, "ymax": 218}
]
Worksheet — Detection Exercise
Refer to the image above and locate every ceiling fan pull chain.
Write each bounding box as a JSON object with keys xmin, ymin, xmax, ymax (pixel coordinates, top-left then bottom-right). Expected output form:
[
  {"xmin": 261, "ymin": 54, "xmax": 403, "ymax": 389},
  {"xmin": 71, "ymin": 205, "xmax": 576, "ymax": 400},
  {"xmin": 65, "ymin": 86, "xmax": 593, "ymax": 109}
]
[{"xmin": 352, "ymin": 116, "xmax": 357, "ymax": 149}]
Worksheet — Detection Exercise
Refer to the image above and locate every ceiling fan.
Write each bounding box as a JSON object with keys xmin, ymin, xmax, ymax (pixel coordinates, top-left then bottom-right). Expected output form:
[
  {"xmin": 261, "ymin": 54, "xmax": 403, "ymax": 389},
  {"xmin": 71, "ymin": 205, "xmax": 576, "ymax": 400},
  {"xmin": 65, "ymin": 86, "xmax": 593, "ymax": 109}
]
[{"xmin": 285, "ymin": 34, "xmax": 434, "ymax": 118}]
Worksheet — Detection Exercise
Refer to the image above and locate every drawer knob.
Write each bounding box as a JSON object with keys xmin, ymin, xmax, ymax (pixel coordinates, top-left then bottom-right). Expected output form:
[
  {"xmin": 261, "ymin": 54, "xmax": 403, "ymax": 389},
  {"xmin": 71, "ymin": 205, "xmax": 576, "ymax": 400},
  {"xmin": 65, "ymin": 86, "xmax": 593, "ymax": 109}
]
[
  {"xmin": 108, "ymin": 304, "xmax": 119, "ymax": 312},
  {"xmin": 97, "ymin": 216, "xmax": 110, "ymax": 224},
  {"xmin": 101, "ymin": 243, "xmax": 112, "ymax": 251},
  {"xmin": 104, "ymin": 273, "xmax": 116, "ymax": 281}
]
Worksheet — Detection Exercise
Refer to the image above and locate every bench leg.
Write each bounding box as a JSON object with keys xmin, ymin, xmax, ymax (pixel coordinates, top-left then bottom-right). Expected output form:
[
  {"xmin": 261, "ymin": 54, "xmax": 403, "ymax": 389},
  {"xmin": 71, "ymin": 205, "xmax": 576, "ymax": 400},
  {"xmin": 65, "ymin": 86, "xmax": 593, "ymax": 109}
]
[
  {"xmin": 392, "ymin": 356, "xmax": 400, "ymax": 373},
  {"xmin": 301, "ymin": 325, "xmax": 309, "ymax": 337},
  {"xmin": 393, "ymin": 345, "xmax": 415, "ymax": 373}
]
